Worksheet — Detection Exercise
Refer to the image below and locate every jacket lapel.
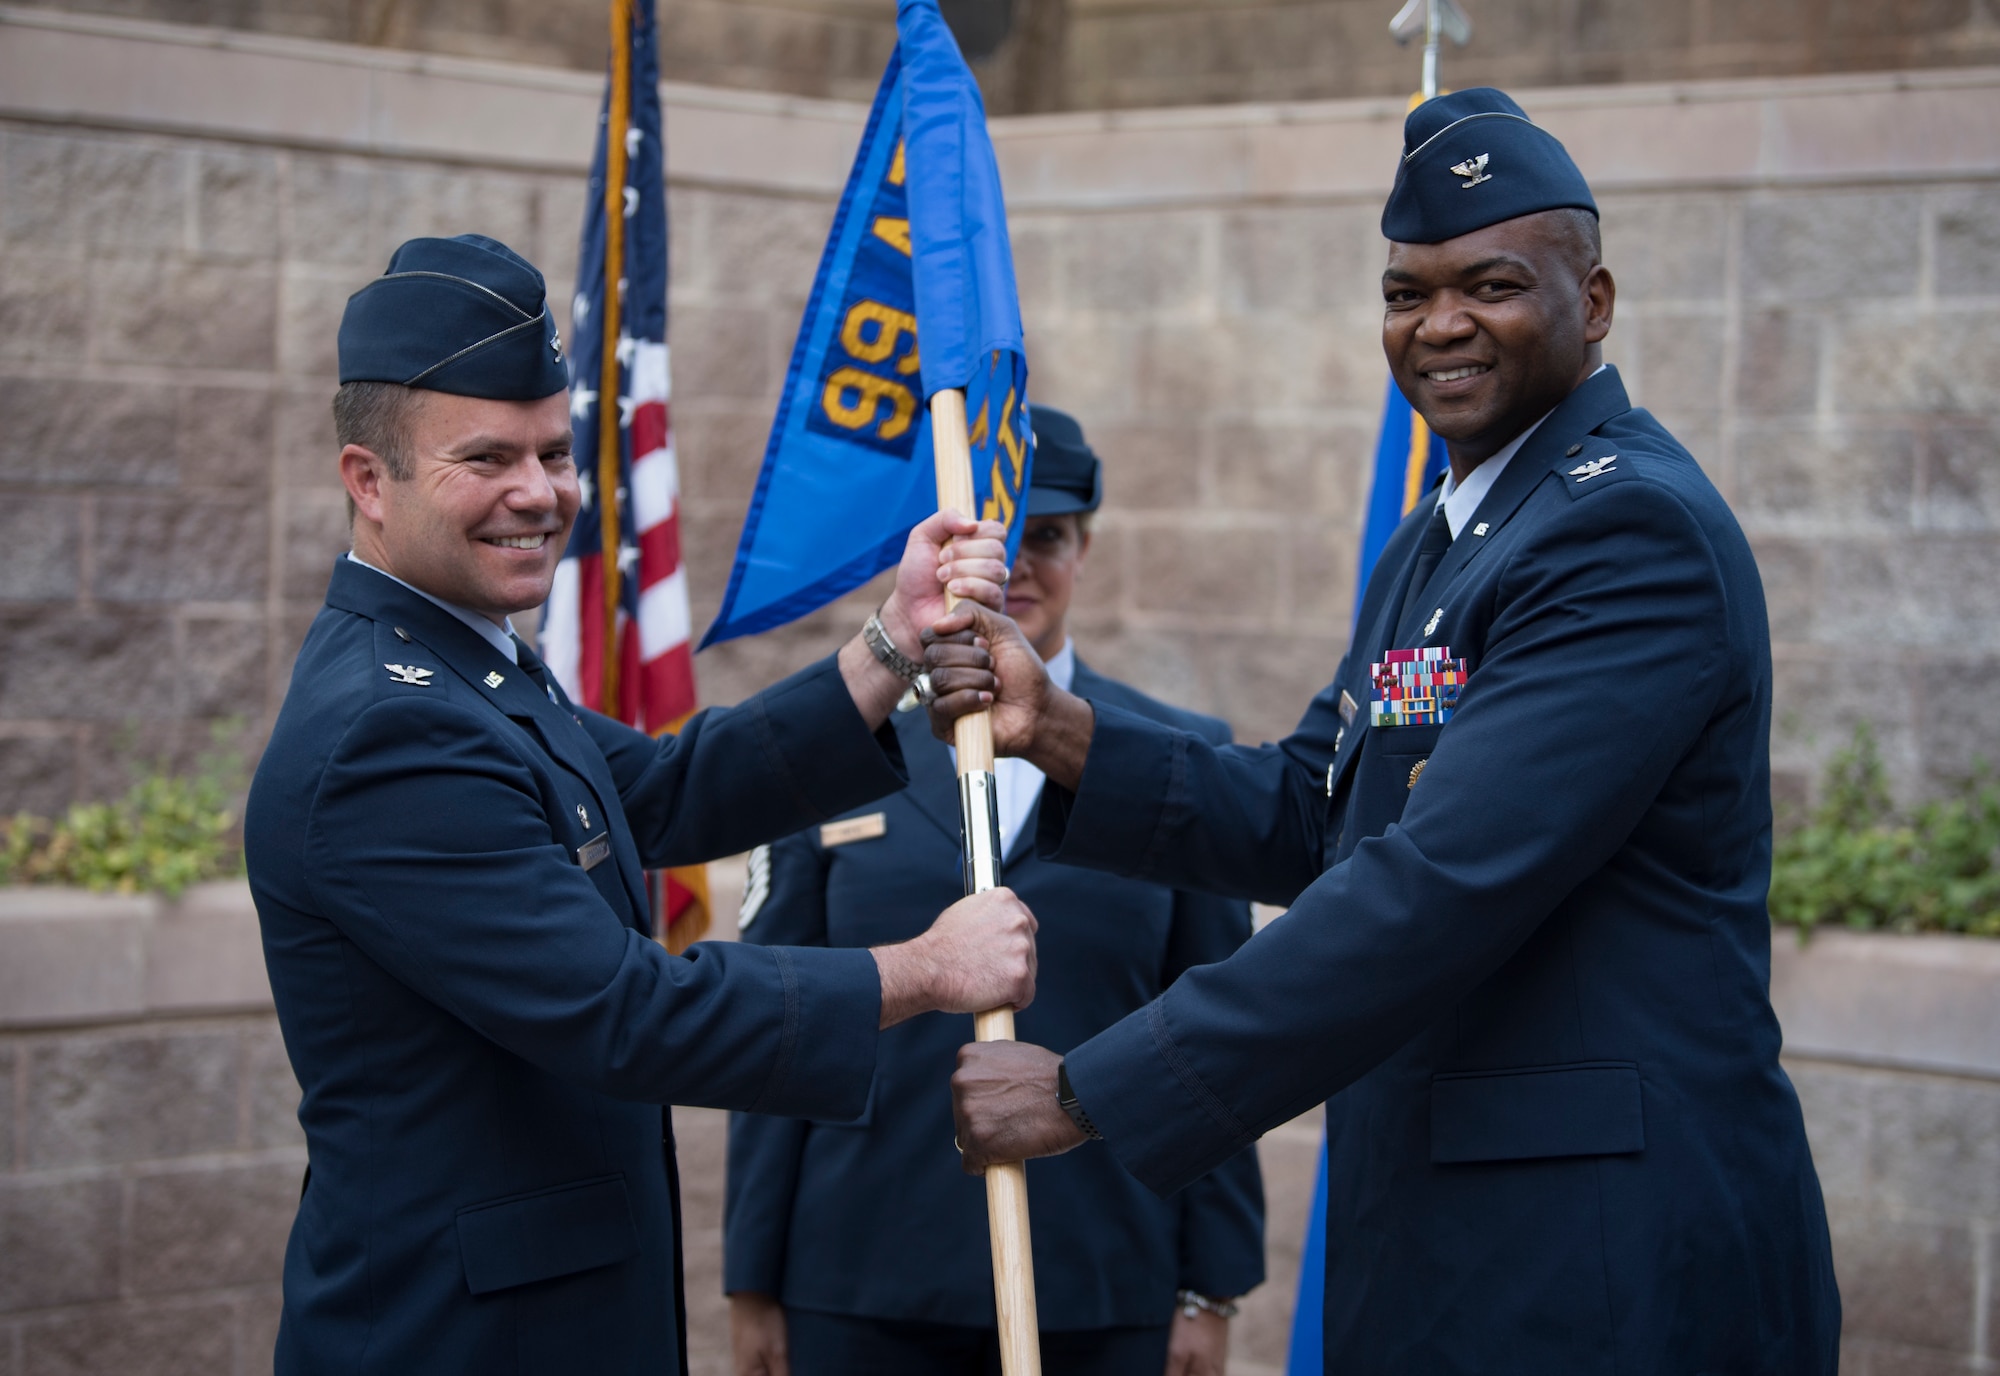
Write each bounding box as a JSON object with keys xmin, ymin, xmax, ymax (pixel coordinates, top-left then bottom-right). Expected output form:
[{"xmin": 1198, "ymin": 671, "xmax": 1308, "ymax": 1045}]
[
  {"xmin": 324, "ymin": 559, "xmax": 651, "ymax": 925},
  {"xmin": 1326, "ymin": 370, "xmax": 1636, "ymax": 803},
  {"xmin": 894, "ymin": 711, "xmax": 968, "ymax": 849},
  {"xmin": 1398, "ymin": 367, "xmax": 1635, "ymax": 641}
]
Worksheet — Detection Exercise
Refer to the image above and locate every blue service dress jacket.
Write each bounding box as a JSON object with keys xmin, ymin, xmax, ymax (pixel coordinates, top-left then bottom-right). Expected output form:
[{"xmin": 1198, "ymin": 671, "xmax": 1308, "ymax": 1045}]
[
  {"xmin": 723, "ymin": 667, "xmax": 1266, "ymax": 1332},
  {"xmin": 1043, "ymin": 369, "xmax": 1841, "ymax": 1375},
  {"xmin": 246, "ymin": 558, "xmax": 908, "ymax": 1376}
]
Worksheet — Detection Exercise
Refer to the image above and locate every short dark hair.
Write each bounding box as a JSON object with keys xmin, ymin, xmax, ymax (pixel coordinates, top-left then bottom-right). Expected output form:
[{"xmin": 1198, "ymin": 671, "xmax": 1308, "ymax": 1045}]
[
  {"xmin": 332, "ymin": 381, "xmax": 421, "ymax": 481},
  {"xmin": 1550, "ymin": 206, "xmax": 1602, "ymax": 268}
]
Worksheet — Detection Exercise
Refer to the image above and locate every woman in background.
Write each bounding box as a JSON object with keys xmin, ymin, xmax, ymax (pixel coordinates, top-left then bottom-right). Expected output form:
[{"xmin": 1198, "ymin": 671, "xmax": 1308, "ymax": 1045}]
[{"xmin": 724, "ymin": 407, "xmax": 1265, "ymax": 1376}]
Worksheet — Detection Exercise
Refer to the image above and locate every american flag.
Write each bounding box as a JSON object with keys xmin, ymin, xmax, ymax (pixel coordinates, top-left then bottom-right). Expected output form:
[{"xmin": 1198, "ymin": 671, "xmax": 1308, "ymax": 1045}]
[{"xmin": 539, "ymin": 0, "xmax": 708, "ymax": 951}]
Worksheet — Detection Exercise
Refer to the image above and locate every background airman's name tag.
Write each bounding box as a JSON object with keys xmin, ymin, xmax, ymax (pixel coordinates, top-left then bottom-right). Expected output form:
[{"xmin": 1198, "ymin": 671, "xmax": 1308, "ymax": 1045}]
[
  {"xmin": 578, "ymin": 835, "xmax": 612, "ymax": 870},
  {"xmin": 820, "ymin": 813, "xmax": 887, "ymax": 847}
]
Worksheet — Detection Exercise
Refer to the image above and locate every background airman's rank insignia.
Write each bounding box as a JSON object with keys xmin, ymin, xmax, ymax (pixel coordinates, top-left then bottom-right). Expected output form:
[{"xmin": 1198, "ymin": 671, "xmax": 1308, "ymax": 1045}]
[{"xmin": 739, "ymin": 845, "xmax": 772, "ymax": 930}]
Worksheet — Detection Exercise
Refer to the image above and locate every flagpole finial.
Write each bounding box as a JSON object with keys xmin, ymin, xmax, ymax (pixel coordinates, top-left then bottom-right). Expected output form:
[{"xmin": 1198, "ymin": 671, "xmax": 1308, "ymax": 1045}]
[{"xmin": 1389, "ymin": 0, "xmax": 1472, "ymax": 101}]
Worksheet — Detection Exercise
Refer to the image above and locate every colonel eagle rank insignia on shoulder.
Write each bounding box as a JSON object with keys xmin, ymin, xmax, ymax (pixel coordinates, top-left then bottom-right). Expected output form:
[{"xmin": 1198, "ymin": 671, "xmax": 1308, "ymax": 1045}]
[{"xmin": 1559, "ymin": 439, "xmax": 1636, "ymax": 499}]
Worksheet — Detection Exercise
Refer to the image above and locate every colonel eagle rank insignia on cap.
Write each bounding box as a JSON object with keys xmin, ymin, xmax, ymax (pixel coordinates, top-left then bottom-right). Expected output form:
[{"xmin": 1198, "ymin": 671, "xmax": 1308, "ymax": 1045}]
[
  {"xmin": 337, "ymin": 234, "xmax": 571, "ymax": 401},
  {"xmin": 1381, "ymin": 88, "xmax": 1597, "ymax": 245}
]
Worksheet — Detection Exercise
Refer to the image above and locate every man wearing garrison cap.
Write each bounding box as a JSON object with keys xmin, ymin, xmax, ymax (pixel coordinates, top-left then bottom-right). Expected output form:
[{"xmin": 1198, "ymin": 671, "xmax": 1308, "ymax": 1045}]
[
  {"xmin": 246, "ymin": 234, "xmax": 1039, "ymax": 1376},
  {"xmin": 931, "ymin": 91, "xmax": 1842, "ymax": 1373}
]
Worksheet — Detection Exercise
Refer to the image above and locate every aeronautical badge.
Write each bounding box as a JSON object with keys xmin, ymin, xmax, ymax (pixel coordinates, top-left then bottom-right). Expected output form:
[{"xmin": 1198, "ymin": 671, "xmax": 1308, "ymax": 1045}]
[
  {"xmin": 1450, "ymin": 153, "xmax": 1491, "ymax": 188},
  {"xmin": 384, "ymin": 663, "xmax": 434, "ymax": 686},
  {"xmin": 1568, "ymin": 455, "xmax": 1618, "ymax": 483}
]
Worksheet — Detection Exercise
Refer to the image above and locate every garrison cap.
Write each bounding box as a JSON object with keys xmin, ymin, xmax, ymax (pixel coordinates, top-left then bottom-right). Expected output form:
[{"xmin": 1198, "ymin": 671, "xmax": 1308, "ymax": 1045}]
[
  {"xmin": 337, "ymin": 234, "xmax": 570, "ymax": 400},
  {"xmin": 1381, "ymin": 88, "xmax": 1597, "ymax": 245},
  {"xmin": 1026, "ymin": 405, "xmax": 1103, "ymax": 517}
]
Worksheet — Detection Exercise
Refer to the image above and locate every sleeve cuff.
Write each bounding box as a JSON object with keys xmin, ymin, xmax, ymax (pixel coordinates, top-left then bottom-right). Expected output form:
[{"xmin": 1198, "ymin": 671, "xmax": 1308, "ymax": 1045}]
[
  {"xmin": 1035, "ymin": 700, "xmax": 1180, "ymax": 878},
  {"xmin": 748, "ymin": 945, "xmax": 881, "ymax": 1120},
  {"xmin": 1064, "ymin": 997, "xmax": 1256, "ymax": 1199}
]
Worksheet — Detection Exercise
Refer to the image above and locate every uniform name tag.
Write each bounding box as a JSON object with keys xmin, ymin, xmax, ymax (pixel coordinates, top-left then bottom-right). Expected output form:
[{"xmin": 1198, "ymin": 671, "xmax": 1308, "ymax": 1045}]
[
  {"xmin": 578, "ymin": 834, "xmax": 612, "ymax": 871},
  {"xmin": 1338, "ymin": 689, "xmax": 1359, "ymax": 726},
  {"xmin": 820, "ymin": 813, "xmax": 887, "ymax": 848}
]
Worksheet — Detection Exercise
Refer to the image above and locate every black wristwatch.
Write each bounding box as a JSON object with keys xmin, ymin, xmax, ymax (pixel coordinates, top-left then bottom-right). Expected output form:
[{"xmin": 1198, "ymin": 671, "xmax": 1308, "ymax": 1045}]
[{"xmin": 1056, "ymin": 1060, "xmax": 1103, "ymax": 1141}]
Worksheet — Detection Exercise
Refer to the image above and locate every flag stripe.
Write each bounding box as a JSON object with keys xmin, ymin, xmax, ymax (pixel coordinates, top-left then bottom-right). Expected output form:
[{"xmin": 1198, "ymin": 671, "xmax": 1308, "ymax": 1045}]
[
  {"xmin": 631, "ymin": 440, "xmax": 678, "ymax": 534},
  {"xmin": 541, "ymin": 3, "xmax": 708, "ymax": 945},
  {"xmin": 638, "ymin": 568, "xmax": 691, "ymax": 656},
  {"xmin": 637, "ymin": 520, "xmax": 682, "ymax": 594}
]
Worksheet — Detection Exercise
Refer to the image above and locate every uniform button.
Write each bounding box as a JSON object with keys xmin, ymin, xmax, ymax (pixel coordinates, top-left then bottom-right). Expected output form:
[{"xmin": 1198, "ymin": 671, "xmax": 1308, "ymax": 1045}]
[
  {"xmin": 1408, "ymin": 757, "xmax": 1428, "ymax": 790},
  {"xmin": 394, "ymin": 626, "xmax": 412, "ymax": 642},
  {"xmin": 1566, "ymin": 443, "xmax": 1583, "ymax": 457}
]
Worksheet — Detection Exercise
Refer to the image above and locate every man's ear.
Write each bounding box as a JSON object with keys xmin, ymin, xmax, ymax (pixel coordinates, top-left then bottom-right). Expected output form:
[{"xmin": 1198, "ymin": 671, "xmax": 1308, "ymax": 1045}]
[
  {"xmin": 1582, "ymin": 264, "xmax": 1615, "ymax": 345},
  {"xmin": 340, "ymin": 444, "xmax": 391, "ymax": 527}
]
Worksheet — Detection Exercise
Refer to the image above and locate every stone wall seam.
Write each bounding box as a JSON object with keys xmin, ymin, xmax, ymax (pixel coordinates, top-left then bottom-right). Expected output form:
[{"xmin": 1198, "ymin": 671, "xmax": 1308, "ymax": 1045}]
[
  {"xmin": 1782, "ymin": 1048, "xmax": 2000, "ymax": 1089},
  {"xmin": 1975, "ymin": 1217, "xmax": 1993, "ymax": 1362}
]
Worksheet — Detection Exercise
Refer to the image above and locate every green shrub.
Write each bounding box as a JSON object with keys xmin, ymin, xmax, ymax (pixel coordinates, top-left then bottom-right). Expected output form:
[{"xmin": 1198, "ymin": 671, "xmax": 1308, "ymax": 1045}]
[
  {"xmin": 0, "ymin": 728, "xmax": 245, "ymax": 898},
  {"xmin": 1770, "ymin": 724, "xmax": 2000, "ymax": 937}
]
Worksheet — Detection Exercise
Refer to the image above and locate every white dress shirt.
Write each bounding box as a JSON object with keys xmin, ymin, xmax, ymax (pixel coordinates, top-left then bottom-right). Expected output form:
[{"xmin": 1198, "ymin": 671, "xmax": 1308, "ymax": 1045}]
[
  {"xmin": 347, "ymin": 552, "xmax": 521, "ymax": 664},
  {"xmin": 1434, "ymin": 364, "xmax": 1606, "ymax": 539}
]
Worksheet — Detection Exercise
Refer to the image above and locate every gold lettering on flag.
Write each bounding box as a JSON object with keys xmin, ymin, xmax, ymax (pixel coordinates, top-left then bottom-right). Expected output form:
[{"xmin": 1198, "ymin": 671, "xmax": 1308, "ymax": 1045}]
[
  {"xmin": 823, "ymin": 368, "xmax": 917, "ymax": 439},
  {"xmin": 872, "ymin": 216, "xmax": 913, "ymax": 255}
]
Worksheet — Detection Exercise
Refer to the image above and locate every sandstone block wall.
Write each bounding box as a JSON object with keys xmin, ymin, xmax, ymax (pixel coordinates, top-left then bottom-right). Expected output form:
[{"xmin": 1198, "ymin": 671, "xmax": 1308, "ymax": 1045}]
[
  {"xmin": 1772, "ymin": 931, "xmax": 2000, "ymax": 1374},
  {"xmin": 15, "ymin": 0, "xmax": 2000, "ymax": 116},
  {"xmin": 2, "ymin": 13, "xmax": 1996, "ymax": 814},
  {"xmin": 0, "ymin": 882, "xmax": 302, "ymax": 1375}
]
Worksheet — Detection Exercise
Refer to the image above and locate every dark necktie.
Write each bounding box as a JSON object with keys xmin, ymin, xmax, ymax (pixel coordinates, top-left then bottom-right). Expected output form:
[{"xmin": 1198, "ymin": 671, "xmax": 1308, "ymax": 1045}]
[
  {"xmin": 511, "ymin": 634, "xmax": 553, "ymax": 698},
  {"xmin": 1396, "ymin": 503, "xmax": 1454, "ymax": 640}
]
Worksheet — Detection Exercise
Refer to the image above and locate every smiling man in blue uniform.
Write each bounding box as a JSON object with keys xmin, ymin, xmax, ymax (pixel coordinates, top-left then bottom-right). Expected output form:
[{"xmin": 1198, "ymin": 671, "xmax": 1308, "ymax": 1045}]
[
  {"xmin": 246, "ymin": 233, "xmax": 1037, "ymax": 1376},
  {"xmin": 924, "ymin": 91, "xmax": 1842, "ymax": 1374}
]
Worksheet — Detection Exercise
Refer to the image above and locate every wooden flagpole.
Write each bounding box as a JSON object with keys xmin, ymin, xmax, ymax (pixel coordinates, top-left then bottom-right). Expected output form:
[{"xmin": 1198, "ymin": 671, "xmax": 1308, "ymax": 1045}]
[
  {"xmin": 596, "ymin": 0, "xmax": 633, "ymax": 714},
  {"xmin": 930, "ymin": 387, "xmax": 1043, "ymax": 1376}
]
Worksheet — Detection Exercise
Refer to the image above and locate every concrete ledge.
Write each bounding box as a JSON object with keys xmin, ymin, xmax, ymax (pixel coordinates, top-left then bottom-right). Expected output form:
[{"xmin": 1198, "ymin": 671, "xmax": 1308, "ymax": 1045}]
[
  {"xmin": 4, "ymin": 6, "xmax": 1997, "ymax": 209},
  {"xmin": 0, "ymin": 4, "xmax": 869, "ymax": 190},
  {"xmin": 1772, "ymin": 928, "xmax": 2000, "ymax": 1081},
  {"xmin": 0, "ymin": 881, "xmax": 270, "ymax": 1028}
]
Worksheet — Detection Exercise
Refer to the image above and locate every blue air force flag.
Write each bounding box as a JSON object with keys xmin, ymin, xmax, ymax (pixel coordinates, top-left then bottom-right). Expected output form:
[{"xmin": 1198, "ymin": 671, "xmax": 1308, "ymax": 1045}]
[
  {"xmin": 700, "ymin": 0, "xmax": 1032, "ymax": 647},
  {"xmin": 1356, "ymin": 377, "xmax": 1448, "ymax": 610}
]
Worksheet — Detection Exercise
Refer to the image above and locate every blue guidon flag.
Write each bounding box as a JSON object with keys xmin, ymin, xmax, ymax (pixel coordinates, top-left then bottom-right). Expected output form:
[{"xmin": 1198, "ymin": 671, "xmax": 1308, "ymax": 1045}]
[{"xmin": 701, "ymin": 0, "xmax": 1032, "ymax": 647}]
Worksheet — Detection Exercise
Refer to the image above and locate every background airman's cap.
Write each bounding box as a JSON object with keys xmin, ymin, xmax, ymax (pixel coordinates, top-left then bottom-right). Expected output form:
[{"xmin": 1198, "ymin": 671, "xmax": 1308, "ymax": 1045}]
[
  {"xmin": 337, "ymin": 234, "xmax": 570, "ymax": 400},
  {"xmin": 1026, "ymin": 406, "xmax": 1103, "ymax": 517},
  {"xmin": 1381, "ymin": 88, "xmax": 1596, "ymax": 245}
]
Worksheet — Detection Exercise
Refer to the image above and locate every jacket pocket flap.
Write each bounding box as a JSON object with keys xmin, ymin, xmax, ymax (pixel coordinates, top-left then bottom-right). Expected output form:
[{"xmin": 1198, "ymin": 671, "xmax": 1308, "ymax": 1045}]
[
  {"xmin": 1430, "ymin": 1062, "xmax": 1643, "ymax": 1164},
  {"xmin": 1367, "ymin": 721, "xmax": 1444, "ymax": 757},
  {"xmin": 456, "ymin": 1174, "xmax": 639, "ymax": 1295}
]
